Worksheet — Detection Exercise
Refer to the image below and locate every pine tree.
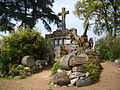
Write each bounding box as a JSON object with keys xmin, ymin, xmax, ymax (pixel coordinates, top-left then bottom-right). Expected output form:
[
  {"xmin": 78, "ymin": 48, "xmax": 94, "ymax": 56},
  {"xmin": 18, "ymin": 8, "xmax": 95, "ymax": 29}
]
[{"xmin": 0, "ymin": 0, "xmax": 61, "ymax": 32}]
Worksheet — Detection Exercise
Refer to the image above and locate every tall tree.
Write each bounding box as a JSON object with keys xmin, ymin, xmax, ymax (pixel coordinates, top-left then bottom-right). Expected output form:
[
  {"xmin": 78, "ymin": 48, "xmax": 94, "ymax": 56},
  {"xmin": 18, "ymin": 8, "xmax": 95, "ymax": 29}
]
[
  {"xmin": 74, "ymin": 0, "xmax": 120, "ymax": 37},
  {"xmin": 0, "ymin": 0, "xmax": 61, "ymax": 32}
]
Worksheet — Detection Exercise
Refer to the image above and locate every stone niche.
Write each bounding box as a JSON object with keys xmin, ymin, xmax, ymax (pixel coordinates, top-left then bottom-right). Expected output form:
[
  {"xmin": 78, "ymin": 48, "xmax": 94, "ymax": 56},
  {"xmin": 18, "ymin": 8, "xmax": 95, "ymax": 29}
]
[
  {"xmin": 45, "ymin": 29, "xmax": 77, "ymax": 59},
  {"xmin": 45, "ymin": 29, "xmax": 74, "ymax": 47}
]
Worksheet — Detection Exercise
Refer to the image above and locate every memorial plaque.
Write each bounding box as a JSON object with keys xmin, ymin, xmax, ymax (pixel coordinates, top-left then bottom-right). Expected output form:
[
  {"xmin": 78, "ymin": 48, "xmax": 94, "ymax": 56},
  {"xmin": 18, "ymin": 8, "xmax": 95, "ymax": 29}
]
[{"xmin": 69, "ymin": 54, "xmax": 89, "ymax": 66}]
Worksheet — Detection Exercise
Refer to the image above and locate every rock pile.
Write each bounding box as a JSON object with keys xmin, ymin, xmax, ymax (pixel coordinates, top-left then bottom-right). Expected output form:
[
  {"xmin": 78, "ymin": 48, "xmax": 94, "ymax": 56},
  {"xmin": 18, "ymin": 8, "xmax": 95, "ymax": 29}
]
[
  {"xmin": 51, "ymin": 53, "xmax": 92, "ymax": 87},
  {"xmin": 21, "ymin": 55, "xmax": 49, "ymax": 71}
]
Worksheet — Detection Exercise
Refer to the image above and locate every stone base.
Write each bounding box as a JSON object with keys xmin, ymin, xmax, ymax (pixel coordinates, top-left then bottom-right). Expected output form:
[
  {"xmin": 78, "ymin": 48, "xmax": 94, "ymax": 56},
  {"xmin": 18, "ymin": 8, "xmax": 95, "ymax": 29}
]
[
  {"xmin": 72, "ymin": 66, "xmax": 85, "ymax": 72},
  {"xmin": 76, "ymin": 78, "xmax": 91, "ymax": 87}
]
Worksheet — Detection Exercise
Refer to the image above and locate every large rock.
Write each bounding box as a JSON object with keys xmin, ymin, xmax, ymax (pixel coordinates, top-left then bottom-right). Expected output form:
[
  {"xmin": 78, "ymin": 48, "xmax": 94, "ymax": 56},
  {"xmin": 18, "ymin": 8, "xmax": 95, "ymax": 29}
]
[
  {"xmin": 70, "ymin": 78, "xmax": 79, "ymax": 85},
  {"xmin": 51, "ymin": 71, "xmax": 70, "ymax": 86},
  {"xmin": 54, "ymin": 46, "xmax": 61, "ymax": 59},
  {"xmin": 69, "ymin": 72, "xmax": 85, "ymax": 79},
  {"xmin": 86, "ymin": 49, "xmax": 98, "ymax": 56},
  {"xmin": 76, "ymin": 78, "xmax": 91, "ymax": 87},
  {"xmin": 21, "ymin": 56, "xmax": 35, "ymax": 67},
  {"xmin": 69, "ymin": 54, "xmax": 89, "ymax": 66},
  {"xmin": 115, "ymin": 59, "xmax": 120, "ymax": 67},
  {"xmin": 72, "ymin": 66, "xmax": 85, "ymax": 72},
  {"xmin": 60, "ymin": 54, "xmax": 75, "ymax": 69}
]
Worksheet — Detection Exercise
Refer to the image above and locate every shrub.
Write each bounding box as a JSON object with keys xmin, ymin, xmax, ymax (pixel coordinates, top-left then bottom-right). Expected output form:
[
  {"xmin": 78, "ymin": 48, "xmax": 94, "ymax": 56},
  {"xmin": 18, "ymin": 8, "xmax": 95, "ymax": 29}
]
[
  {"xmin": 0, "ymin": 50, "xmax": 16, "ymax": 77},
  {"xmin": 0, "ymin": 50, "xmax": 32, "ymax": 78},
  {"xmin": 2, "ymin": 27, "xmax": 51, "ymax": 63},
  {"xmin": 8, "ymin": 64, "xmax": 32, "ymax": 79},
  {"xmin": 0, "ymin": 27, "xmax": 51, "ymax": 78},
  {"xmin": 95, "ymin": 36, "xmax": 120, "ymax": 61},
  {"xmin": 83, "ymin": 59, "xmax": 102, "ymax": 83},
  {"xmin": 51, "ymin": 61, "xmax": 61, "ymax": 76}
]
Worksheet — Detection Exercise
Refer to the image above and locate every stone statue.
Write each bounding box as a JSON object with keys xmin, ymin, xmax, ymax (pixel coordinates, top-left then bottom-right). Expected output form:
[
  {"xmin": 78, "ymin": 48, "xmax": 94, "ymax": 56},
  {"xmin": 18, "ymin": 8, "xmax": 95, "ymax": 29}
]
[
  {"xmin": 66, "ymin": 23, "xmax": 93, "ymax": 49},
  {"xmin": 58, "ymin": 7, "xmax": 69, "ymax": 30}
]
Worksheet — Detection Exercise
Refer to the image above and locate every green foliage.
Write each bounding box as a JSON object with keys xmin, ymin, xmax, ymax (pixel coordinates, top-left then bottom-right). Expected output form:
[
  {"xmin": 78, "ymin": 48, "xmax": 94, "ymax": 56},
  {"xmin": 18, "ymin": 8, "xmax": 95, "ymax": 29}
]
[
  {"xmin": 83, "ymin": 59, "xmax": 102, "ymax": 83},
  {"xmin": 88, "ymin": 55, "xmax": 96, "ymax": 59},
  {"xmin": 74, "ymin": 0, "xmax": 120, "ymax": 37},
  {"xmin": 0, "ymin": 51, "xmax": 32, "ymax": 78},
  {"xmin": 0, "ymin": 27, "xmax": 51, "ymax": 78},
  {"xmin": 95, "ymin": 36, "xmax": 120, "ymax": 61},
  {"xmin": 48, "ymin": 89, "xmax": 53, "ymax": 90},
  {"xmin": 0, "ymin": 50, "xmax": 16, "ymax": 77},
  {"xmin": 8, "ymin": 64, "xmax": 32, "ymax": 79},
  {"xmin": 0, "ymin": 0, "xmax": 60, "ymax": 32},
  {"xmin": 2, "ymin": 27, "xmax": 50, "ymax": 63},
  {"xmin": 51, "ymin": 61, "xmax": 61, "ymax": 76}
]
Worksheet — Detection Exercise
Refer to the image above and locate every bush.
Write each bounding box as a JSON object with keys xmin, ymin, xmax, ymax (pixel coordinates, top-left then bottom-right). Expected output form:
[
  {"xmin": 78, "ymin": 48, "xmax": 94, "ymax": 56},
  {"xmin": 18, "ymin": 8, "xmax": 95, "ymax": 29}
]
[
  {"xmin": 51, "ymin": 61, "xmax": 61, "ymax": 76},
  {"xmin": 0, "ymin": 50, "xmax": 16, "ymax": 77},
  {"xmin": 2, "ymin": 27, "xmax": 51, "ymax": 63},
  {"xmin": 8, "ymin": 64, "xmax": 32, "ymax": 79},
  {"xmin": 0, "ymin": 27, "xmax": 51, "ymax": 78},
  {"xmin": 83, "ymin": 59, "xmax": 102, "ymax": 83},
  {"xmin": 95, "ymin": 36, "xmax": 120, "ymax": 61}
]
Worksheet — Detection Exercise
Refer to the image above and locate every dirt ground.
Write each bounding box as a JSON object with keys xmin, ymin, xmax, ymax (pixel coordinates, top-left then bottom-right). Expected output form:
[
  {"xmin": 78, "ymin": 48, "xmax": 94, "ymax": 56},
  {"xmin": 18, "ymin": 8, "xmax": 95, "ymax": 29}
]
[{"xmin": 0, "ymin": 61, "xmax": 120, "ymax": 90}]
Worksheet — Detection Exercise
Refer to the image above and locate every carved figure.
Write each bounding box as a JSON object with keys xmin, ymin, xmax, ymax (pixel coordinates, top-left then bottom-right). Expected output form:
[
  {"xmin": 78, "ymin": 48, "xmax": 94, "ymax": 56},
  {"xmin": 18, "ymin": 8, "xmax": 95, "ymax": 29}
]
[{"xmin": 67, "ymin": 23, "xmax": 93, "ymax": 49}]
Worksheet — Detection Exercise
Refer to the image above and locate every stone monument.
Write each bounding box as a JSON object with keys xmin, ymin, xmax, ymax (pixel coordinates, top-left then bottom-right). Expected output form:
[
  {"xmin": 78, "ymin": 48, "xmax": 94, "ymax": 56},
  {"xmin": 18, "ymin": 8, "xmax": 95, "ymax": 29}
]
[
  {"xmin": 58, "ymin": 7, "xmax": 69, "ymax": 30},
  {"xmin": 45, "ymin": 7, "xmax": 71, "ymax": 47}
]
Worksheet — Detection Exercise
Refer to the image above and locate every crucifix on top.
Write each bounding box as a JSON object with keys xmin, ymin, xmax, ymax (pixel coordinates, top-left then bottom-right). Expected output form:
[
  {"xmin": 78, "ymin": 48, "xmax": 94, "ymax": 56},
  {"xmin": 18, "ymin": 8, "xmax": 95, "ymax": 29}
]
[{"xmin": 58, "ymin": 7, "xmax": 69, "ymax": 30}]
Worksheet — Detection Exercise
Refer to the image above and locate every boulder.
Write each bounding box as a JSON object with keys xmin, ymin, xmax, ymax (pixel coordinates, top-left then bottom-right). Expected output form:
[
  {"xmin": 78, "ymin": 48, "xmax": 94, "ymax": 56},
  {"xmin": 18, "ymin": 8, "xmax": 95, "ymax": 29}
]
[
  {"xmin": 69, "ymin": 54, "xmax": 88, "ymax": 66},
  {"xmin": 70, "ymin": 78, "xmax": 79, "ymax": 85},
  {"xmin": 14, "ymin": 76, "xmax": 21, "ymax": 80},
  {"xmin": 51, "ymin": 71, "xmax": 70, "ymax": 86},
  {"xmin": 69, "ymin": 72, "xmax": 85, "ymax": 79},
  {"xmin": 115, "ymin": 59, "xmax": 120, "ymax": 67},
  {"xmin": 76, "ymin": 78, "xmax": 91, "ymax": 87},
  {"xmin": 72, "ymin": 66, "xmax": 85, "ymax": 72},
  {"xmin": 21, "ymin": 56, "xmax": 35, "ymax": 67}
]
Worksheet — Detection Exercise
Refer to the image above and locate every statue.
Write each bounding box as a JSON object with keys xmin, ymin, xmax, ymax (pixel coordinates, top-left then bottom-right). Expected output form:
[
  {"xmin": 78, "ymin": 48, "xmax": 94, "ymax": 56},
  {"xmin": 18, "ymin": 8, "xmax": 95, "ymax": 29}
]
[
  {"xmin": 58, "ymin": 7, "xmax": 69, "ymax": 30},
  {"xmin": 66, "ymin": 23, "xmax": 93, "ymax": 49}
]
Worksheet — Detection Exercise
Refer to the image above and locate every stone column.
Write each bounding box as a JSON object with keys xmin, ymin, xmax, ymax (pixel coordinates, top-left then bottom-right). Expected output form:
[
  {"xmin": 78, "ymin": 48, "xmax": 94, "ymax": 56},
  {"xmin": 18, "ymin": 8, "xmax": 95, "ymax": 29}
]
[
  {"xmin": 57, "ymin": 39, "xmax": 59, "ymax": 46},
  {"xmin": 62, "ymin": 38, "xmax": 64, "ymax": 45}
]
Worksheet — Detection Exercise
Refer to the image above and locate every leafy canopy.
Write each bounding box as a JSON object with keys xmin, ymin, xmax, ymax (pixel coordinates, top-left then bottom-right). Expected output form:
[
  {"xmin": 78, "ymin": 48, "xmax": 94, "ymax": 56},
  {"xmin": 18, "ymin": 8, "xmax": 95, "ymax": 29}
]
[
  {"xmin": 74, "ymin": 0, "xmax": 120, "ymax": 37},
  {"xmin": 2, "ymin": 27, "xmax": 51, "ymax": 63}
]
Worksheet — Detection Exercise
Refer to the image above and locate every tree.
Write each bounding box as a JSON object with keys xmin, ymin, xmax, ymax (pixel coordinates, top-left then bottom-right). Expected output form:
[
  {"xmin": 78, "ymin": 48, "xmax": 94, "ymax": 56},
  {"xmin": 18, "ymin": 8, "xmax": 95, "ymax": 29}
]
[
  {"xmin": 74, "ymin": 0, "xmax": 120, "ymax": 37},
  {"xmin": 0, "ymin": 0, "xmax": 61, "ymax": 32}
]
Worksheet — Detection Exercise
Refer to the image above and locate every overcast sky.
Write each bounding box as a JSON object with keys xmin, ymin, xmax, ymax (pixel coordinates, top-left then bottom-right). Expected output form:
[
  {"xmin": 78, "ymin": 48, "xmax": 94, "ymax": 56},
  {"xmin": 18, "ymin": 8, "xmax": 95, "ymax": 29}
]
[{"xmin": 35, "ymin": 0, "xmax": 98, "ymax": 40}]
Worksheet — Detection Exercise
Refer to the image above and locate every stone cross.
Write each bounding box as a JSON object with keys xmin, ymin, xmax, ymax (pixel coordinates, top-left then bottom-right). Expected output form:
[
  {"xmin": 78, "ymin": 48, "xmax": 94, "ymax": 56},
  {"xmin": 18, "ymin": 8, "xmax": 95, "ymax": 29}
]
[{"xmin": 58, "ymin": 7, "xmax": 69, "ymax": 30}]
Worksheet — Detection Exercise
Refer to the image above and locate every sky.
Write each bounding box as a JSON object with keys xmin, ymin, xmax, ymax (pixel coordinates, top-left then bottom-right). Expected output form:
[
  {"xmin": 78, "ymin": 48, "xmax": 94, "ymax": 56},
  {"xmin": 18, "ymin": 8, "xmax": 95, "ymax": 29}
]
[
  {"xmin": 35, "ymin": 0, "xmax": 98, "ymax": 41},
  {"xmin": 0, "ymin": 0, "xmax": 98, "ymax": 41}
]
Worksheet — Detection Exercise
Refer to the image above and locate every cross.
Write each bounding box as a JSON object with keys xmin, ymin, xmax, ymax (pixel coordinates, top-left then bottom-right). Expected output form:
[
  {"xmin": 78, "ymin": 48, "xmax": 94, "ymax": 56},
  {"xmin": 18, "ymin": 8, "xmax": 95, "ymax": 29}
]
[{"xmin": 58, "ymin": 7, "xmax": 69, "ymax": 30}]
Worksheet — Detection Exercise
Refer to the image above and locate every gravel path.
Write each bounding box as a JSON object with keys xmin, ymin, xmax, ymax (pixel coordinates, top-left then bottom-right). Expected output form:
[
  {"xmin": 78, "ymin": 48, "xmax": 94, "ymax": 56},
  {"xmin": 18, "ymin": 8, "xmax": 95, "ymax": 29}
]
[{"xmin": 0, "ymin": 61, "xmax": 120, "ymax": 90}]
